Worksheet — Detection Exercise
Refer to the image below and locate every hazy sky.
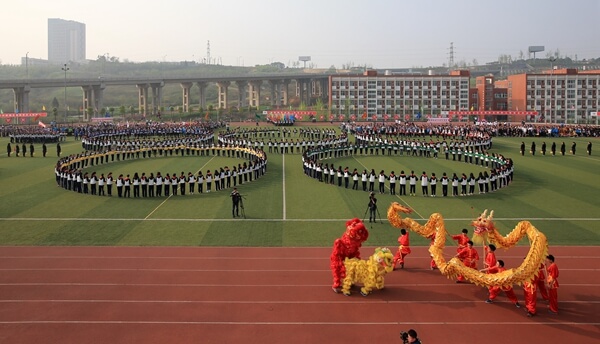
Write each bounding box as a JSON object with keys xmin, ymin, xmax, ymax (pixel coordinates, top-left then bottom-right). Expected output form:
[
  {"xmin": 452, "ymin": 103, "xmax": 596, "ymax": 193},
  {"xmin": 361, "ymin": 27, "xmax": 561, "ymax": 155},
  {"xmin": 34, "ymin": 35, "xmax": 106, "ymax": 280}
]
[{"xmin": 3, "ymin": 0, "xmax": 599, "ymax": 68}]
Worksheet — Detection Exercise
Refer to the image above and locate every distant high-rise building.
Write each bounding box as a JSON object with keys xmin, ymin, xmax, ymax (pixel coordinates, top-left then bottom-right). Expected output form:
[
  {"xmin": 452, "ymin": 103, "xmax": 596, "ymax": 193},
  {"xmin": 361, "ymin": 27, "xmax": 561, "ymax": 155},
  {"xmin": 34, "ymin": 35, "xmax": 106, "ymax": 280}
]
[{"xmin": 48, "ymin": 18, "xmax": 86, "ymax": 63}]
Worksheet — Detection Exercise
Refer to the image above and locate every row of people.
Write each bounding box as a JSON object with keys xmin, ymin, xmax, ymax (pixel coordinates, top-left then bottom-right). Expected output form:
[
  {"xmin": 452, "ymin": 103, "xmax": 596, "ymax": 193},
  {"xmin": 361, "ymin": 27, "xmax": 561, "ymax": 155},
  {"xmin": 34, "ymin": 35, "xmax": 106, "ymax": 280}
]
[
  {"xmin": 521, "ymin": 141, "xmax": 592, "ymax": 156},
  {"xmin": 302, "ymin": 162, "xmax": 513, "ymax": 196},
  {"xmin": 56, "ymin": 161, "xmax": 266, "ymax": 197}
]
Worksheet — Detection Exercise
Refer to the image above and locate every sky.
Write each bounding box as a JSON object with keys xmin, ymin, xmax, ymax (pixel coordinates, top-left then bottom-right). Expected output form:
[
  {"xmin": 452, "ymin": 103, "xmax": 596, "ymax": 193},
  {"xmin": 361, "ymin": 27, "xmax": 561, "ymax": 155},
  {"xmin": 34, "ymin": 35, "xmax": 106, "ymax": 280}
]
[{"xmin": 3, "ymin": 0, "xmax": 600, "ymax": 68}]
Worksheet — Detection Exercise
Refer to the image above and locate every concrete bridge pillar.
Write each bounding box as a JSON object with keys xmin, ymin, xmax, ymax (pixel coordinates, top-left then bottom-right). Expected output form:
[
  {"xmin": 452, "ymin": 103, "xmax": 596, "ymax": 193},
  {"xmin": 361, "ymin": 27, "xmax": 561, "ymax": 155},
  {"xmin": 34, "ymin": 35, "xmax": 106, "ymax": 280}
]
[
  {"xmin": 81, "ymin": 86, "xmax": 93, "ymax": 121},
  {"xmin": 296, "ymin": 80, "xmax": 307, "ymax": 106},
  {"xmin": 137, "ymin": 84, "xmax": 150, "ymax": 115},
  {"xmin": 181, "ymin": 82, "xmax": 193, "ymax": 113},
  {"xmin": 92, "ymin": 84, "xmax": 105, "ymax": 115},
  {"xmin": 12, "ymin": 86, "xmax": 30, "ymax": 113},
  {"xmin": 236, "ymin": 81, "xmax": 247, "ymax": 109},
  {"xmin": 248, "ymin": 80, "xmax": 262, "ymax": 108},
  {"xmin": 151, "ymin": 82, "xmax": 164, "ymax": 116},
  {"xmin": 197, "ymin": 82, "xmax": 208, "ymax": 110},
  {"xmin": 268, "ymin": 80, "xmax": 281, "ymax": 107},
  {"xmin": 281, "ymin": 80, "xmax": 290, "ymax": 106},
  {"xmin": 217, "ymin": 81, "xmax": 230, "ymax": 109}
]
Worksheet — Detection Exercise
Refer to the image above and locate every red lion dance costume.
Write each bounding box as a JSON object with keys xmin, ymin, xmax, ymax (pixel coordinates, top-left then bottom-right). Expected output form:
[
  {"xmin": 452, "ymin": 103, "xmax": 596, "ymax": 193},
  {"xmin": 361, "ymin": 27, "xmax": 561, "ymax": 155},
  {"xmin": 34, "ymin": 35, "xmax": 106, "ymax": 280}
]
[{"xmin": 330, "ymin": 218, "xmax": 369, "ymax": 293}]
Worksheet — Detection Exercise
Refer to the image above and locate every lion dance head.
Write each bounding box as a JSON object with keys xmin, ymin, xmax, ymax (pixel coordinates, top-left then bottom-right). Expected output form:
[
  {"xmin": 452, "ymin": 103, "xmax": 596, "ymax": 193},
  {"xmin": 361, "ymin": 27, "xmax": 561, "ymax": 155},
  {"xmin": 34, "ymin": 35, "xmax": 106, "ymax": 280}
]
[{"xmin": 342, "ymin": 218, "xmax": 369, "ymax": 244}]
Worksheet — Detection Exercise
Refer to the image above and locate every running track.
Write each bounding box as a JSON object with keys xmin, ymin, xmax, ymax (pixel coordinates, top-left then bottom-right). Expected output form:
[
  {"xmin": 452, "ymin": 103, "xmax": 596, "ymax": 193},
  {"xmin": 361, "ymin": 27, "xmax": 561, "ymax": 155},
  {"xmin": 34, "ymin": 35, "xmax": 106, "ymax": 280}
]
[{"xmin": 0, "ymin": 246, "xmax": 598, "ymax": 344}]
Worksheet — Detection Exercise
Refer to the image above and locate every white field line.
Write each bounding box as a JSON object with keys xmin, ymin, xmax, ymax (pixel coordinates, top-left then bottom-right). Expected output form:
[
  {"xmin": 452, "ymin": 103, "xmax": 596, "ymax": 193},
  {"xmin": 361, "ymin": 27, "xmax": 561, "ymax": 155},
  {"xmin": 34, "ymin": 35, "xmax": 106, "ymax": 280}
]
[{"xmin": 282, "ymin": 154, "xmax": 286, "ymax": 220}]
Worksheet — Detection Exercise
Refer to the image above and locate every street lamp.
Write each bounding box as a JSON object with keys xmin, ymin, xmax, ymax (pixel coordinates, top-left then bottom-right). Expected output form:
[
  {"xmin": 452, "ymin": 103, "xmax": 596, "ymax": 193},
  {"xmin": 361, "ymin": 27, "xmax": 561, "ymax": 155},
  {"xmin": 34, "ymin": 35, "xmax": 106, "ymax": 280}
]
[{"xmin": 62, "ymin": 63, "xmax": 70, "ymax": 123}]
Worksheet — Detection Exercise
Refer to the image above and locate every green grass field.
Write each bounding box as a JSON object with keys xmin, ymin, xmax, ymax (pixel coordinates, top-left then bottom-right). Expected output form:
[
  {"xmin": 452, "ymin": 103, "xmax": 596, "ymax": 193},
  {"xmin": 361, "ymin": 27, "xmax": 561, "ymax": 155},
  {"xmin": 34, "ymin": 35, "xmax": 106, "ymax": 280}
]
[{"xmin": 1, "ymin": 129, "xmax": 599, "ymax": 247}]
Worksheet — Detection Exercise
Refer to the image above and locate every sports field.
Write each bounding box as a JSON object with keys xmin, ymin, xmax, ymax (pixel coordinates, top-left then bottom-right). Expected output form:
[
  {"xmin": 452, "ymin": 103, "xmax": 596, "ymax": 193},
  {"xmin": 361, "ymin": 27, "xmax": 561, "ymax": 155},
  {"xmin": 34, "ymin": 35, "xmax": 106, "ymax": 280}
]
[{"xmin": 0, "ymin": 127, "xmax": 598, "ymax": 246}]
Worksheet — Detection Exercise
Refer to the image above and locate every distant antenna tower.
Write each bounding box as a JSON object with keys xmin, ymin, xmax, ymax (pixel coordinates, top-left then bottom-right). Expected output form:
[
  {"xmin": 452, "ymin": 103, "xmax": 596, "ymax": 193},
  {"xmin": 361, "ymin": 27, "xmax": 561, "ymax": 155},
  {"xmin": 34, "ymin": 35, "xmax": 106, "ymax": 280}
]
[
  {"xmin": 448, "ymin": 42, "xmax": 455, "ymax": 71},
  {"xmin": 206, "ymin": 40, "xmax": 211, "ymax": 65}
]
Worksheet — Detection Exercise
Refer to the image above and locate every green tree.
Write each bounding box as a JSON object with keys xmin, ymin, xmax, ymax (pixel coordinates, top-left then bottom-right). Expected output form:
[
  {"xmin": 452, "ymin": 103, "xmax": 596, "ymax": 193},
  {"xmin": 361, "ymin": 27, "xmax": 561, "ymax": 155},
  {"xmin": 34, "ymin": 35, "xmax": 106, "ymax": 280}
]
[
  {"xmin": 51, "ymin": 97, "xmax": 59, "ymax": 109},
  {"xmin": 119, "ymin": 105, "xmax": 126, "ymax": 117},
  {"xmin": 86, "ymin": 107, "xmax": 94, "ymax": 119}
]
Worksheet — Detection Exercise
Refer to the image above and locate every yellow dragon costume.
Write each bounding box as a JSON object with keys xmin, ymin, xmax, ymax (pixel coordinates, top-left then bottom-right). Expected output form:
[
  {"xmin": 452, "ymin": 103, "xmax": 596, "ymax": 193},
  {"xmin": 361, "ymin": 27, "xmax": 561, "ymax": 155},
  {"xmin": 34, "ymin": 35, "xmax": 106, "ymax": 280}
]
[{"xmin": 387, "ymin": 202, "xmax": 548, "ymax": 288}]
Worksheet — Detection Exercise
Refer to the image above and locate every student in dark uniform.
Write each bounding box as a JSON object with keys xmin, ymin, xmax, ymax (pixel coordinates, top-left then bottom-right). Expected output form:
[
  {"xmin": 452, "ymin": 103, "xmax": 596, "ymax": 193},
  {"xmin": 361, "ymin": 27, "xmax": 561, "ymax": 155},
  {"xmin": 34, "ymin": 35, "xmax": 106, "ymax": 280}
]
[
  {"xmin": 22, "ymin": 143, "xmax": 26, "ymax": 157},
  {"xmin": 29, "ymin": 143, "xmax": 34, "ymax": 157},
  {"xmin": 6, "ymin": 142, "xmax": 11, "ymax": 157},
  {"xmin": 42, "ymin": 143, "xmax": 47, "ymax": 157},
  {"xmin": 550, "ymin": 142, "xmax": 556, "ymax": 156},
  {"xmin": 541, "ymin": 142, "xmax": 546, "ymax": 155},
  {"xmin": 587, "ymin": 141, "xmax": 592, "ymax": 155},
  {"xmin": 57, "ymin": 143, "xmax": 61, "ymax": 157},
  {"xmin": 530, "ymin": 141, "xmax": 536, "ymax": 156},
  {"xmin": 520, "ymin": 142, "xmax": 525, "ymax": 156},
  {"xmin": 571, "ymin": 142, "xmax": 576, "ymax": 155},
  {"xmin": 560, "ymin": 142, "xmax": 565, "ymax": 156}
]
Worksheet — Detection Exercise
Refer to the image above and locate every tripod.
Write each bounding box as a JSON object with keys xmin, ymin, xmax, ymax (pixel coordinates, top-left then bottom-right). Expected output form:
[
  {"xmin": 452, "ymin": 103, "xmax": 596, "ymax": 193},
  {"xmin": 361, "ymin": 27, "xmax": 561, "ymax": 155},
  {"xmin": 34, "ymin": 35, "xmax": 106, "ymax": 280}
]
[
  {"xmin": 363, "ymin": 205, "xmax": 382, "ymax": 224},
  {"xmin": 239, "ymin": 196, "xmax": 246, "ymax": 219}
]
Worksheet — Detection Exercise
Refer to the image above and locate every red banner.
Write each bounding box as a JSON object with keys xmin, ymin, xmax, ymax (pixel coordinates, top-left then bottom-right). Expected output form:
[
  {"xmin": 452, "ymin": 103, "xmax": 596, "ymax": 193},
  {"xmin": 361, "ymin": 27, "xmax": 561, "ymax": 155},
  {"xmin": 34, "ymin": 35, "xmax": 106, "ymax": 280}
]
[
  {"xmin": 448, "ymin": 110, "xmax": 537, "ymax": 116},
  {"xmin": 0, "ymin": 112, "xmax": 48, "ymax": 118},
  {"xmin": 264, "ymin": 110, "xmax": 316, "ymax": 115}
]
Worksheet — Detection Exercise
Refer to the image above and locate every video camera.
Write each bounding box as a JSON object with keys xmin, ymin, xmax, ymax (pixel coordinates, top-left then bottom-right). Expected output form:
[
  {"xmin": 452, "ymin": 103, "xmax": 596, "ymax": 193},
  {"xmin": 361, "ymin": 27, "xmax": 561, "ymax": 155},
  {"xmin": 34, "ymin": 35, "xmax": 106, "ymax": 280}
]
[{"xmin": 400, "ymin": 331, "xmax": 409, "ymax": 344}]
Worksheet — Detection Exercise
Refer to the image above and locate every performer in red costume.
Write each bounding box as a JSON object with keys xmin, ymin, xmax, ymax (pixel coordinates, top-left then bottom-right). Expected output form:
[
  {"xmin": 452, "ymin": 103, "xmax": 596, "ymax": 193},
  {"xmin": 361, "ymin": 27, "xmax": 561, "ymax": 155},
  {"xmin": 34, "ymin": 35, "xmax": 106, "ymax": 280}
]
[
  {"xmin": 484, "ymin": 244, "xmax": 497, "ymax": 271},
  {"xmin": 536, "ymin": 263, "xmax": 549, "ymax": 301},
  {"xmin": 546, "ymin": 254, "xmax": 560, "ymax": 314},
  {"xmin": 330, "ymin": 218, "xmax": 369, "ymax": 293},
  {"xmin": 523, "ymin": 278, "xmax": 537, "ymax": 317},
  {"xmin": 481, "ymin": 260, "xmax": 521, "ymax": 308},
  {"xmin": 455, "ymin": 240, "xmax": 479, "ymax": 282},
  {"xmin": 393, "ymin": 229, "xmax": 411, "ymax": 269},
  {"xmin": 451, "ymin": 228, "xmax": 470, "ymax": 253},
  {"xmin": 429, "ymin": 232, "xmax": 437, "ymax": 270}
]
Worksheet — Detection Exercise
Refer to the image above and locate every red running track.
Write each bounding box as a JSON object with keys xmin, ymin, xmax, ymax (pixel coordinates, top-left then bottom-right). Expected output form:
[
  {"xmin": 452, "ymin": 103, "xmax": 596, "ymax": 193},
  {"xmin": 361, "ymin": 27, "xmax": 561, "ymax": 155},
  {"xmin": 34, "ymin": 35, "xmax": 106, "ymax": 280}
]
[{"xmin": 0, "ymin": 246, "xmax": 598, "ymax": 344}]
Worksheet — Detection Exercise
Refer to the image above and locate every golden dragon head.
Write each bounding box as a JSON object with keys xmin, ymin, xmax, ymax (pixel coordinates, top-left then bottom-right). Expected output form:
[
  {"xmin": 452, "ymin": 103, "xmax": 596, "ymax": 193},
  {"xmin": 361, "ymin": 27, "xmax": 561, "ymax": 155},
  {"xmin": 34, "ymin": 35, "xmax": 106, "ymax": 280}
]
[{"xmin": 472, "ymin": 209, "xmax": 495, "ymax": 234}]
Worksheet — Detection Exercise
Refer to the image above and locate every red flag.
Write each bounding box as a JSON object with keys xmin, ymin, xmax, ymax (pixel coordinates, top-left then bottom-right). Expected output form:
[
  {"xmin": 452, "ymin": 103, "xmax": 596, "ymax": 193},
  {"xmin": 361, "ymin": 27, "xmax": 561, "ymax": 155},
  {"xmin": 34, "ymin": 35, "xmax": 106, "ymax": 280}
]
[
  {"xmin": 371, "ymin": 114, "xmax": 377, "ymax": 121},
  {"xmin": 383, "ymin": 114, "xmax": 389, "ymax": 120},
  {"xmin": 329, "ymin": 114, "xmax": 334, "ymax": 121},
  {"xmin": 204, "ymin": 112, "xmax": 209, "ymax": 120},
  {"xmin": 38, "ymin": 121, "xmax": 47, "ymax": 128},
  {"xmin": 5, "ymin": 118, "xmax": 11, "ymax": 124},
  {"xmin": 404, "ymin": 115, "xmax": 410, "ymax": 121},
  {"xmin": 350, "ymin": 115, "xmax": 356, "ymax": 121},
  {"xmin": 394, "ymin": 114, "xmax": 400, "ymax": 120},
  {"xmin": 361, "ymin": 112, "xmax": 367, "ymax": 119},
  {"xmin": 319, "ymin": 115, "xmax": 324, "ymax": 121},
  {"xmin": 338, "ymin": 114, "xmax": 345, "ymax": 121}
]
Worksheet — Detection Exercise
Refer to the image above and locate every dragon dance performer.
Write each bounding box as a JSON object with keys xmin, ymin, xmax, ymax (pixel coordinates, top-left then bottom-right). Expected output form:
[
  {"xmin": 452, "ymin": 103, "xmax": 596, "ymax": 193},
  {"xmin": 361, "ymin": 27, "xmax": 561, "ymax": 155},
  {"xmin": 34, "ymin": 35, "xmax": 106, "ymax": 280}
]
[
  {"xmin": 455, "ymin": 240, "xmax": 479, "ymax": 282},
  {"xmin": 429, "ymin": 232, "xmax": 437, "ymax": 270},
  {"xmin": 481, "ymin": 260, "xmax": 521, "ymax": 308},
  {"xmin": 451, "ymin": 228, "xmax": 470, "ymax": 253},
  {"xmin": 536, "ymin": 263, "xmax": 549, "ymax": 302},
  {"xmin": 483, "ymin": 244, "xmax": 497, "ymax": 271},
  {"xmin": 330, "ymin": 218, "xmax": 369, "ymax": 293},
  {"xmin": 393, "ymin": 229, "xmax": 411, "ymax": 269},
  {"xmin": 523, "ymin": 277, "xmax": 539, "ymax": 317},
  {"xmin": 546, "ymin": 254, "xmax": 560, "ymax": 314}
]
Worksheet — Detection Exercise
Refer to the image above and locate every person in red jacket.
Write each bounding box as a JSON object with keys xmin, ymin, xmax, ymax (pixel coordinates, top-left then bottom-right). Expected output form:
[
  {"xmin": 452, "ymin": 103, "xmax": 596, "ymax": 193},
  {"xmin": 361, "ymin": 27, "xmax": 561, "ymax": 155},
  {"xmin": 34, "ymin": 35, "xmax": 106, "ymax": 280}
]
[
  {"xmin": 523, "ymin": 278, "xmax": 538, "ymax": 317},
  {"xmin": 393, "ymin": 229, "xmax": 411, "ymax": 269},
  {"xmin": 484, "ymin": 244, "xmax": 497, "ymax": 271},
  {"xmin": 481, "ymin": 260, "xmax": 521, "ymax": 308},
  {"xmin": 536, "ymin": 263, "xmax": 549, "ymax": 302},
  {"xmin": 451, "ymin": 228, "xmax": 470, "ymax": 253},
  {"xmin": 455, "ymin": 240, "xmax": 479, "ymax": 282},
  {"xmin": 546, "ymin": 254, "xmax": 560, "ymax": 314},
  {"xmin": 429, "ymin": 232, "xmax": 437, "ymax": 270}
]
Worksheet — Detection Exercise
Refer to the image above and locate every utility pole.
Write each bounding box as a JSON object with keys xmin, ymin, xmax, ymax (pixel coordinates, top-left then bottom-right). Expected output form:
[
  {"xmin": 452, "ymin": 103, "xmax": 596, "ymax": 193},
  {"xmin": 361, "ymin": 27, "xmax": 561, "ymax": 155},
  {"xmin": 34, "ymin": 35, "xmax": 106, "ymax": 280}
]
[{"xmin": 62, "ymin": 63, "xmax": 70, "ymax": 123}]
